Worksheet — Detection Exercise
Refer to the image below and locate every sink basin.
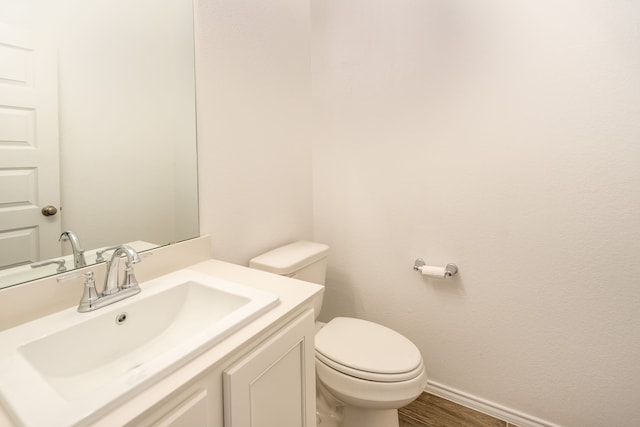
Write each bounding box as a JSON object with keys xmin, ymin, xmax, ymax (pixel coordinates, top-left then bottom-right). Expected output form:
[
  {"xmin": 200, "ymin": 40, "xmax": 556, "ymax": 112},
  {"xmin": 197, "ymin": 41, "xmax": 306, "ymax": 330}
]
[{"xmin": 0, "ymin": 269, "xmax": 279, "ymax": 426}]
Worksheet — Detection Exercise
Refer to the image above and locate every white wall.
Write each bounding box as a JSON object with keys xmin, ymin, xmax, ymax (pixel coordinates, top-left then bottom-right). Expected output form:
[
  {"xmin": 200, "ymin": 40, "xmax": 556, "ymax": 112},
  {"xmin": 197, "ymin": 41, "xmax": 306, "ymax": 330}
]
[
  {"xmin": 312, "ymin": 1, "xmax": 640, "ymax": 426},
  {"xmin": 193, "ymin": 0, "xmax": 640, "ymax": 425},
  {"xmin": 194, "ymin": 0, "xmax": 314, "ymax": 264}
]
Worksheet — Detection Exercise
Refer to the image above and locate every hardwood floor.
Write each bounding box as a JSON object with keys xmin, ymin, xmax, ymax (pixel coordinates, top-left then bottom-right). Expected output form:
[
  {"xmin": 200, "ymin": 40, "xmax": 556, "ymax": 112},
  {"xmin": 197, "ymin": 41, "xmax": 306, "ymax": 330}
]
[{"xmin": 399, "ymin": 393, "xmax": 520, "ymax": 427}]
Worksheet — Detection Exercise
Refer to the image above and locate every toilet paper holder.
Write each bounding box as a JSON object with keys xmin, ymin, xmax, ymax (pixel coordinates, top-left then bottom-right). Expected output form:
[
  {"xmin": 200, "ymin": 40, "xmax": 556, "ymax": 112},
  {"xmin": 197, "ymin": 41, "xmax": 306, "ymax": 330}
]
[{"xmin": 413, "ymin": 258, "xmax": 458, "ymax": 278}]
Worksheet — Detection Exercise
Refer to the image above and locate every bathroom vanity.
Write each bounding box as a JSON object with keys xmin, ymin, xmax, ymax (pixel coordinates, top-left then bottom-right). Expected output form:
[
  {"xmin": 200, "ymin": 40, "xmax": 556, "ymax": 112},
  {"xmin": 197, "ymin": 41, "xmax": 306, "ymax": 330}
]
[{"xmin": 0, "ymin": 237, "xmax": 322, "ymax": 426}]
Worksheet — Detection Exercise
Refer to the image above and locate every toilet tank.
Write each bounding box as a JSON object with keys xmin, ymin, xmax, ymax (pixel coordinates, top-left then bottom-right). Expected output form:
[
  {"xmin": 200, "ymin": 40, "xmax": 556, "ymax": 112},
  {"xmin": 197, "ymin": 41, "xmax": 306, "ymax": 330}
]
[{"xmin": 249, "ymin": 241, "xmax": 329, "ymax": 285}]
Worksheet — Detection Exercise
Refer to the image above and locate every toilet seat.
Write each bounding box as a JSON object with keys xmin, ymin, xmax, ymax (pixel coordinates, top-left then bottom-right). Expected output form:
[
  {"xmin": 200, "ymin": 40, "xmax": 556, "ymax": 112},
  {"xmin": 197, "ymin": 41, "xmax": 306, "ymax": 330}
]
[
  {"xmin": 315, "ymin": 351, "xmax": 425, "ymax": 382},
  {"xmin": 315, "ymin": 317, "xmax": 424, "ymax": 382},
  {"xmin": 316, "ymin": 358, "xmax": 428, "ymax": 409}
]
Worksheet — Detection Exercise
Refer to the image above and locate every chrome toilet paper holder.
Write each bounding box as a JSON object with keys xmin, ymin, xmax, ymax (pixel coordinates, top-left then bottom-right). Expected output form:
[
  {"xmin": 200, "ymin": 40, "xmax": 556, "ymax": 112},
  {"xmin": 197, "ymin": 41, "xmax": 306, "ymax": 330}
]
[{"xmin": 413, "ymin": 258, "xmax": 458, "ymax": 278}]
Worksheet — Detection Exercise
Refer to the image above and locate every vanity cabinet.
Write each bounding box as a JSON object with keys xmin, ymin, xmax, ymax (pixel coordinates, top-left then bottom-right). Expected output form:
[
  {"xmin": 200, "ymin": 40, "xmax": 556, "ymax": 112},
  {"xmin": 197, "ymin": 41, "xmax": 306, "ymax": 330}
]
[
  {"xmin": 129, "ymin": 309, "xmax": 316, "ymax": 427},
  {"xmin": 223, "ymin": 309, "xmax": 316, "ymax": 427}
]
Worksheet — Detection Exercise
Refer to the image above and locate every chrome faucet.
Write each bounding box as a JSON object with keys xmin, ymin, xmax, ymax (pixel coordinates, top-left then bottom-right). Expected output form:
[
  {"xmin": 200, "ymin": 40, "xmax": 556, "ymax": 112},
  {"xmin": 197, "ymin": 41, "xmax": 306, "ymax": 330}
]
[
  {"xmin": 57, "ymin": 244, "xmax": 143, "ymax": 313},
  {"xmin": 103, "ymin": 245, "xmax": 141, "ymax": 295},
  {"xmin": 59, "ymin": 230, "xmax": 87, "ymax": 268}
]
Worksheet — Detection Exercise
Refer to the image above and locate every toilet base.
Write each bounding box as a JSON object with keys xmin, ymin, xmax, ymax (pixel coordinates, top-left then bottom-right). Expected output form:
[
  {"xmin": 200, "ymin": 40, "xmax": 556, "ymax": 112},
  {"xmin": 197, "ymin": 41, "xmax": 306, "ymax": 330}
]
[
  {"xmin": 317, "ymin": 380, "xmax": 343, "ymax": 427},
  {"xmin": 317, "ymin": 379, "xmax": 400, "ymax": 427},
  {"xmin": 342, "ymin": 406, "xmax": 399, "ymax": 427}
]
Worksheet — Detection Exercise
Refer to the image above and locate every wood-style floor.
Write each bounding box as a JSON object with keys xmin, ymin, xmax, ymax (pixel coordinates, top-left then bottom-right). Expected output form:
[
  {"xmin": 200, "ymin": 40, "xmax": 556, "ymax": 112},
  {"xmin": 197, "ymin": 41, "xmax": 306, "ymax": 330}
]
[{"xmin": 399, "ymin": 393, "xmax": 520, "ymax": 427}]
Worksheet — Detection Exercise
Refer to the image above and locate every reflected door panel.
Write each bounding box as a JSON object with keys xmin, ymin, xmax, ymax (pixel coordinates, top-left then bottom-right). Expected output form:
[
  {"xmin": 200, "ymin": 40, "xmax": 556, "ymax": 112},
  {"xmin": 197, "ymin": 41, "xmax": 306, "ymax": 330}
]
[{"xmin": 0, "ymin": 24, "xmax": 61, "ymax": 269}]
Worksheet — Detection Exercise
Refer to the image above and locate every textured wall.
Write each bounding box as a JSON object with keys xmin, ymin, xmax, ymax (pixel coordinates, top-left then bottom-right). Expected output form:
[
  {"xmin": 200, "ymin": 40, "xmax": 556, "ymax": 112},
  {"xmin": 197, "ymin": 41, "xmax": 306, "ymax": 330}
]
[
  {"xmin": 312, "ymin": 1, "xmax": 640, "ymax": 426},
  {"xmin": 195, "ymin": 0, "xmax": 314, "ymax": 264}
]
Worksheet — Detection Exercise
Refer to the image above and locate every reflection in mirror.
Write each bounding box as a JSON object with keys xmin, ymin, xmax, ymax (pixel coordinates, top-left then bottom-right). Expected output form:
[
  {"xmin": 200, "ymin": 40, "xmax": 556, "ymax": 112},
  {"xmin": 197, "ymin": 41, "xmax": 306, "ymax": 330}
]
[{"xmin": 0, "ymin": 0, "xmax": 199, "ymax": 289}]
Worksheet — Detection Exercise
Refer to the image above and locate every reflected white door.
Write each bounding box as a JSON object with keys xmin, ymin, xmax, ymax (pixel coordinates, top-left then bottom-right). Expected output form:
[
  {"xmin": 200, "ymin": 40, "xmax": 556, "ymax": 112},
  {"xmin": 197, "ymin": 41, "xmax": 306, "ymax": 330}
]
[{"xmin": 0, "ymin": 24, "xmax": 61, "ymax": 269}]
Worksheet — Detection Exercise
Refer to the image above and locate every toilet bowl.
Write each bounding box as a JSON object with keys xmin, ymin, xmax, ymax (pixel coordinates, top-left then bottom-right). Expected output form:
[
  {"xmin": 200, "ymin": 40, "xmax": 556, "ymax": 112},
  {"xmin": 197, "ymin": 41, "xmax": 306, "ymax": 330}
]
[
  {"xmin": 315, "ymin": 317, "xmax": 427, "ymax": 427},
  {"xmin": 250, "ymin": 241, "xmax": 427, "ymax": 427}
]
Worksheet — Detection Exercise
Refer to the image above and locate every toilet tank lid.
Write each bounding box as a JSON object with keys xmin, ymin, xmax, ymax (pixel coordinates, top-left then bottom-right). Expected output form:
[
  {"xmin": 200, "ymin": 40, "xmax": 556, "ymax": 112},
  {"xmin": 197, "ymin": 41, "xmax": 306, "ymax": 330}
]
[{"xmin": 249, "ymin": 241, "xmax": 329, "ymax": 275}]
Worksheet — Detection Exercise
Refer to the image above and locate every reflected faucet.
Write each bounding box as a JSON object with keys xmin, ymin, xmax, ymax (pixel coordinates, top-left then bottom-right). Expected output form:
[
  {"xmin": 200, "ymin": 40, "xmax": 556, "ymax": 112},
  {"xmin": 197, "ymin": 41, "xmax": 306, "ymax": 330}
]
[
  {"xmin": 30, "ymin": 258, "xmax": 67, "ymax": 273},
  {"xmin": 59, "ymin": 230, "xmax": 87, "ymax": 268},
  {"xmin": 95, "ymin": 245, "xmax": 122, "ymax": 262}
]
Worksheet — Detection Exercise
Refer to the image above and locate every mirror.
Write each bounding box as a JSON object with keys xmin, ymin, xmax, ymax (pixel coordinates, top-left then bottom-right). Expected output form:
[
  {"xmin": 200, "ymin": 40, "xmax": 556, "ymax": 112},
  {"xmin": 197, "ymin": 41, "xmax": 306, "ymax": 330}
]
[{"xmin": 0, "ymin": 0, "xmax": 199, "ymax": 289}]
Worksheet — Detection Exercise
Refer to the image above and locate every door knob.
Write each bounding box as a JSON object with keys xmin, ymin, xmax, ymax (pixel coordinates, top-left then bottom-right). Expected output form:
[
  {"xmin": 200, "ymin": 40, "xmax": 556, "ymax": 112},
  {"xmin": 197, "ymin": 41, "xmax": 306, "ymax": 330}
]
[{"xmin": 41, "ymin": 205, "xmax": 58, "ymax": 216}]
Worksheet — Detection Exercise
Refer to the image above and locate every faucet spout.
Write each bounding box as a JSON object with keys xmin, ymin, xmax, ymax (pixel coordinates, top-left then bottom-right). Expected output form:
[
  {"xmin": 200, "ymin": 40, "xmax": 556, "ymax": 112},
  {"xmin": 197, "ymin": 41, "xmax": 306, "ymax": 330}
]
[
  {"xmin": 59, "ymin": 230, "xmax": 87, "ymax": 268},
  {"xmin": 103, "ymin": 245, "xmax": 141, "ymax": 295}
]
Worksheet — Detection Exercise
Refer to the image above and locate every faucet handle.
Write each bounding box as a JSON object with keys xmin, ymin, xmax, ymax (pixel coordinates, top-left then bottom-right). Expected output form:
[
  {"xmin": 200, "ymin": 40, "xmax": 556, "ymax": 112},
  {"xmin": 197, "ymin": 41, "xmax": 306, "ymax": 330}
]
[
  {"xmin": 95, "ymin": 245, "xmax": 122, "ymax": 262},
  {"xmin": 57, "ymin": 271, "xmax": 101, "ymax": 313},
  {"xmin": 120, "ymin": 265, "xmax": 139, "ymax": 290},
  {"xmin": 56, "ymin": 271, "xmax": 86, "ymax": 282},
  {"xmin": 31, "ymin": 258, "xmax": 67, "ymax": 273},
  {"xmin": 120, "ymin": 253, "xmax": 150, "ymax": 290}
]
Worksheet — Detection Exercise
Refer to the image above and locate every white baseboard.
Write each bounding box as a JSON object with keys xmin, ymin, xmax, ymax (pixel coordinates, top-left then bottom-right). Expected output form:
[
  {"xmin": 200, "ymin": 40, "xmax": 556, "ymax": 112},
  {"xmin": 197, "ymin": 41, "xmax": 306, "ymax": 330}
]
[{"xmin": 424, "ymin": 381, "xmax": 562, "ymax": 427}]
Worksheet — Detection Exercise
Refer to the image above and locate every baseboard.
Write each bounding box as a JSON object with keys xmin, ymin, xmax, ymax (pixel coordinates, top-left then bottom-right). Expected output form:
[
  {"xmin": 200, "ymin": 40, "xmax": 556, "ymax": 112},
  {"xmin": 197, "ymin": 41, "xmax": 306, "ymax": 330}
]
[{"xmin": 424, "ymin": 381, "xmax": 562, "ymax": 427}]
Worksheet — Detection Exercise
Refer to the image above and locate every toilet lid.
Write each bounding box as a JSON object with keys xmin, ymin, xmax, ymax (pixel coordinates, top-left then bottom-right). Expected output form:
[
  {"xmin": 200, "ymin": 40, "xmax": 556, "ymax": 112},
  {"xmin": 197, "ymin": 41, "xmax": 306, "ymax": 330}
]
[{"xmin": 315, "ymin": 317, "xmax": 423, "ymax": 382}]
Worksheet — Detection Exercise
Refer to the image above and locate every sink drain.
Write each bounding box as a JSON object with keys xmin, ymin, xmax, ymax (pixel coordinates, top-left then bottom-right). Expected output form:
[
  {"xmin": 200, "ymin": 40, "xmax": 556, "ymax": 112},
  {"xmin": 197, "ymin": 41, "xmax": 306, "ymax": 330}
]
[{"xmin": 115, "ymin": 312, "xmax": 128, "ymax": 325}]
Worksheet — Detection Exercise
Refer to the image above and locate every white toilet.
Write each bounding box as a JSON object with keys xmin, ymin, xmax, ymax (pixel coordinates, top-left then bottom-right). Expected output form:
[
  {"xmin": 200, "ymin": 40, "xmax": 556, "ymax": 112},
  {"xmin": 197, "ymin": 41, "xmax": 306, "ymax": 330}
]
[{"xmin": 250, "ymin": 241, "xmax": 427, "ymax": 427}]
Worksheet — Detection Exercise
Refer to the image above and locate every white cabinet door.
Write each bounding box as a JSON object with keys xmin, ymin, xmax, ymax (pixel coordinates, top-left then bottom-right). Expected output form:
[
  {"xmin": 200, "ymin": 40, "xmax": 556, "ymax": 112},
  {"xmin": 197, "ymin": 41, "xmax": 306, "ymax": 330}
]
[
  {"xmin": 0, "ymin": 23, "xmax": 61, "ymax": 269},
  {"xmin": 223, "ymin": 310, "xmax": 316, "ymax": 427}
]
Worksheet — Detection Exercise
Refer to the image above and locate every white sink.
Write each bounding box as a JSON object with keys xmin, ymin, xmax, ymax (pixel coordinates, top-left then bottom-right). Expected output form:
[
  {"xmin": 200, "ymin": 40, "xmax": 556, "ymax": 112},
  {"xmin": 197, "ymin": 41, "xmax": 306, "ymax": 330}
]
[{"xmin": 0, "ymin": 269, "xmax": 279, "ymax": 426}]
